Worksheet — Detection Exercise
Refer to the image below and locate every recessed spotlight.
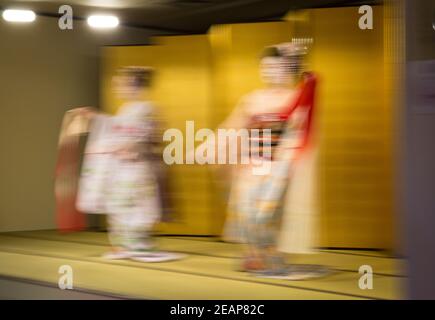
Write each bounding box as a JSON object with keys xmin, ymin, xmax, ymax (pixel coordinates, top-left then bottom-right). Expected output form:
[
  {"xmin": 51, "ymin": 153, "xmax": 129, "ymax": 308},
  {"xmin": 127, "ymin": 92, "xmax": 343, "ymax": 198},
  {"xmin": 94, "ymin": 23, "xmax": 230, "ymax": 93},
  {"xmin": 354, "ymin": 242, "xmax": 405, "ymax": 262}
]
[
  {"xmin": 2, "ymin": 9, "xmax": 36, "ymax": 23},
  {"xmin": 87, "ymin": 15, "xmax": 119, "ymax": 29}
]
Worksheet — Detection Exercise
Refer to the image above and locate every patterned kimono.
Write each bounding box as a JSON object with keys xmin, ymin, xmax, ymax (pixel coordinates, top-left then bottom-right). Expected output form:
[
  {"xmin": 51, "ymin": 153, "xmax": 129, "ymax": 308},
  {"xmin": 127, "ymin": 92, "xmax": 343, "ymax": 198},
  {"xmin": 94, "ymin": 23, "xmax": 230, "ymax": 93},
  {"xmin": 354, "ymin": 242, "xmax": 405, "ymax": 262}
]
[
  {"xmin": 225, "ymin": 72, "xmax": 317, "ymax": 257},
  {"xmin": 105, "ymin": 101, "xmax": 161, "ymax": 251}
]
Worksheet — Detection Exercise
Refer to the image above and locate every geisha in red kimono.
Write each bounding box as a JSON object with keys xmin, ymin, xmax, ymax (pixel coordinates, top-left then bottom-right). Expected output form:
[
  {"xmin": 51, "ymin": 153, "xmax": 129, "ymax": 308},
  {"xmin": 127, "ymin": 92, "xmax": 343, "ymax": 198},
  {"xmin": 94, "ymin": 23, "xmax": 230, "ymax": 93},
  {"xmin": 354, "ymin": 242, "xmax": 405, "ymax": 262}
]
[{"xmin": 215, "ymin": 43, "xmax": 323, "ymax": 279}]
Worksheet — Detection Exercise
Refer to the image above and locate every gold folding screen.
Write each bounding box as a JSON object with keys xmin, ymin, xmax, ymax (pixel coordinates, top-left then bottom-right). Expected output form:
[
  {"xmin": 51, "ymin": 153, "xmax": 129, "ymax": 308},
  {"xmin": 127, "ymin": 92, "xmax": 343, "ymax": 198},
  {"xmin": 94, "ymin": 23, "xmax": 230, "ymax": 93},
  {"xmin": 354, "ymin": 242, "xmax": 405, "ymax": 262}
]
[
  {"xmin": 100, "ymin": 6, "xmax": 396, "ymax": 249},
  {"xmin": 285, "ymin": 7, "xmax": 395, "ymax": 249}
]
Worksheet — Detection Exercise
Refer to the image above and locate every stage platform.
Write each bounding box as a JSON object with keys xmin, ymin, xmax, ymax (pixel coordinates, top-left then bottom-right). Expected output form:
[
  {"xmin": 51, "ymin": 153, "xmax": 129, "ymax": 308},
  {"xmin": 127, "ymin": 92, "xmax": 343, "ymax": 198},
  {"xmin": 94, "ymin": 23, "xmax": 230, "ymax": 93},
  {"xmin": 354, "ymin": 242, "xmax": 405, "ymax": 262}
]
[{"xmin": 0, "ymin": 231, "xmax": 405, "ymax": 299}]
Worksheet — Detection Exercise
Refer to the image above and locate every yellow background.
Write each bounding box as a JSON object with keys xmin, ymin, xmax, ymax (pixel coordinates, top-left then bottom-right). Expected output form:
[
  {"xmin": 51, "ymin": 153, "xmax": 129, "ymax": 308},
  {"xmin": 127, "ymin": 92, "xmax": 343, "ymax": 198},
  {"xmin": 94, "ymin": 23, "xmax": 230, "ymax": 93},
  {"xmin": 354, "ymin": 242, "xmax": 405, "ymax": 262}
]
[{"xmin": 101, "ymin": 6, "xmax": 395, "ymax": 249}]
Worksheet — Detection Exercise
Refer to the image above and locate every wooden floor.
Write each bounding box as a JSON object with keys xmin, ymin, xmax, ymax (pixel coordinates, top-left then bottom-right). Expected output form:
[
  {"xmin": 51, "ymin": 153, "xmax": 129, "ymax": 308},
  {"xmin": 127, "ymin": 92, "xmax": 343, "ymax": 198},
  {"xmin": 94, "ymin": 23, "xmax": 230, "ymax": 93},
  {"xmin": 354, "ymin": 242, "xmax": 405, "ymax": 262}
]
[{"xmin": 0, "ymin": 231, "xmax": 406, "ymax": 299}]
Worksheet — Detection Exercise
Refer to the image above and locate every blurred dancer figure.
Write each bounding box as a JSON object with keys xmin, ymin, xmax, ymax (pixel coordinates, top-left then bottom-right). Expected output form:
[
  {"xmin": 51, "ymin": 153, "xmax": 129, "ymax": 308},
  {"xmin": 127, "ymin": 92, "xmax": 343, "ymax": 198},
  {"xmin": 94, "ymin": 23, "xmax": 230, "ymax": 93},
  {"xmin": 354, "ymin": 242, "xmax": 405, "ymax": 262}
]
[
  {"xmin": 103, "ymin": 66, "xmax": 163, "ymax": 260},
  {"xmin": 210, "ymin": 43, "xmax": 317, "ymax": 278},
  {"xmin": 74, "ymin": 67, "xmax": 181, "ymax": 262}
]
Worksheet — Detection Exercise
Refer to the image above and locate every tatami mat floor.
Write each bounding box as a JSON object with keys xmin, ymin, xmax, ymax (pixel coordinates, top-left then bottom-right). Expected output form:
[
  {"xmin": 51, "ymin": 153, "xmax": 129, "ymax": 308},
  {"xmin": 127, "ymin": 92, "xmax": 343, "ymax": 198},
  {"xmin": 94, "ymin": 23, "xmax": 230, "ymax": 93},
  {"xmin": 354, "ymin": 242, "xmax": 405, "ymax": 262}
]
[{"xmin": 0, "ymin": 231, "xmax": 406, "ymax": 299}]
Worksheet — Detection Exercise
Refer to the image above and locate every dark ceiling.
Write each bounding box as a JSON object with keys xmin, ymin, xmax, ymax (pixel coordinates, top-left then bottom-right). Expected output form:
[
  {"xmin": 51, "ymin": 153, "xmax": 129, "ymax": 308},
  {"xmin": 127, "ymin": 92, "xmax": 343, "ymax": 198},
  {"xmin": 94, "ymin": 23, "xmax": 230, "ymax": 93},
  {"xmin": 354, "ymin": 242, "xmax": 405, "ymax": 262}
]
[{"xmin": 0, "ymin": 0, "xmax": 379, "ymax": 34}]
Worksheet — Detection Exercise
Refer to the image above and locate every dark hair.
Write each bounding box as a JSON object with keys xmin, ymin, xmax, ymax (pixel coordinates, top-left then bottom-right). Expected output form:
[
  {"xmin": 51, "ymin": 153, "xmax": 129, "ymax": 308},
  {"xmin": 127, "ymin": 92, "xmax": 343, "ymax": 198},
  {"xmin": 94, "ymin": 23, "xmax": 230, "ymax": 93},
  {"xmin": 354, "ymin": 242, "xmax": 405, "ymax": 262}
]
[
  {"xmin": 260, "ymin": 45, "xmax": 304, "ymax": 75},
  {"xmin": 118, "ymin": 66, "xmax": 154, "ymax": 88},
  {"xmin": 260, "ymin": 46, "xmax": 284, "ymax": 59}
]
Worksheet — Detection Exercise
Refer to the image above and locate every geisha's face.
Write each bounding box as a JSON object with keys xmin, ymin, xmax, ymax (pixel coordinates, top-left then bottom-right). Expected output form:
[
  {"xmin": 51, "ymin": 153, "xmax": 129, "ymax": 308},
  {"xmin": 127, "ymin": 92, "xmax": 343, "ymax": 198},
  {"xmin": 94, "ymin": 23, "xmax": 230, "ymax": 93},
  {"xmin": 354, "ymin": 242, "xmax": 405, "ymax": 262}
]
[
  {"xmin": 260, "ymin": 56, "xmax": 291, "ymax": 86},
  {"xmin": 113, "ymin": 74, "xmax": 140, "ymax": 100}
]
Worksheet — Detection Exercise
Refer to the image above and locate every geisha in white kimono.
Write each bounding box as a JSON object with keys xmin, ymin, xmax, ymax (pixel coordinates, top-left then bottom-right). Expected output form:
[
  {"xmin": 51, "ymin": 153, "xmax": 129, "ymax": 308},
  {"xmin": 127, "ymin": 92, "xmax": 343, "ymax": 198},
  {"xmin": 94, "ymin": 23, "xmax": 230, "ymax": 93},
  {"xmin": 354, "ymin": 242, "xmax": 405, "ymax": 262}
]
[
  {"xmin": 103, "ymin": 67, "xmax": 163, "ymax": 259},
  {"xmin": 105, "ymin": 100, "xmax": 162, "ymax": 257},
  {"xmin": 76, "ymin": 67, "xmax": 182, "ymax": 262}
]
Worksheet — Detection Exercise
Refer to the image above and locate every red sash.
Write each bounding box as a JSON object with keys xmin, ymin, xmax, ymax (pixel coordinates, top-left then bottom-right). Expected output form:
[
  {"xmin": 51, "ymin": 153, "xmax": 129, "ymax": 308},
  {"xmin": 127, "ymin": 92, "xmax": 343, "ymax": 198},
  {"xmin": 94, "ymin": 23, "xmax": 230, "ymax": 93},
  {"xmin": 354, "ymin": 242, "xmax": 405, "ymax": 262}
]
[{"xmin": 279, "ymin": 72, "xmax": 317, "ymax": 159}]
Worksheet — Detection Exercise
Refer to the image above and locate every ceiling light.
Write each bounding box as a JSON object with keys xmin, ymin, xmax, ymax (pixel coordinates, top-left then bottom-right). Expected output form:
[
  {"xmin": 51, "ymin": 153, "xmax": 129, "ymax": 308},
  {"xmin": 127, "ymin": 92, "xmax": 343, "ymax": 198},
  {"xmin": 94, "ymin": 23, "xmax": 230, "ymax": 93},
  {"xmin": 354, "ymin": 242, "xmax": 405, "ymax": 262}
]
[
  {"xmin": 87, "ymin": 15, "xmax": 119, "ymax": 29},
  {"xmin": 2, "ymin": 9, "xmax": 36, "ymax": 23}
]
